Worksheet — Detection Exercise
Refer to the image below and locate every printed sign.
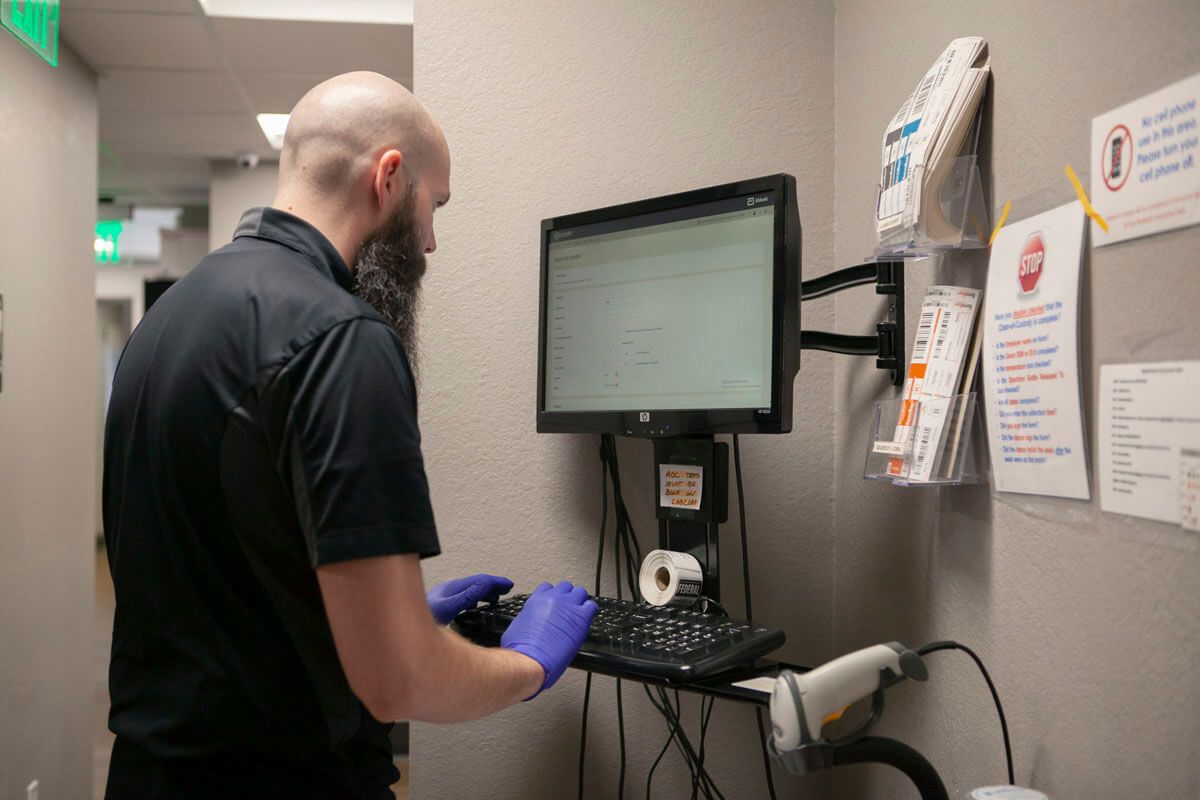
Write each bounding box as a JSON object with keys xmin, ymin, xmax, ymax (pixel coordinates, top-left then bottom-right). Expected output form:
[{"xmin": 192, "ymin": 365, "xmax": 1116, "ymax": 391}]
[
  {"xmin": 983, "ymin": 203, "xmax": 1090, "ymax": 500},
  {"xmin": 1091, "ymin": 72, "xmax": 1200, "ymax": 246},
  {"xmin": 1018, "ymin": 233, "xmax": 1045, "ymax": 294},
  {"xmin": 1182, "ymin": 449, "xmax": 1200, "ymax": 533},
  {"xmin": 1099, "ymin": 362, "xmax": 1200, "ymax": 524},
  {"xmin": 658, "ymin": 464, "xmax": 703, "ymax": 510},
  {"xmin": 1, "ymin": 0, "xmax": 59, "ymax": 67}
]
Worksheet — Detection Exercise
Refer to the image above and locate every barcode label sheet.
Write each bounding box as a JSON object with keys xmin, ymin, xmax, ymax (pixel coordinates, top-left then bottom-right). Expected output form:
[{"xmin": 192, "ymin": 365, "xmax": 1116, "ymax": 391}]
[{"xmin": 888, "ymin": 286, "xmax": 982, "ymax": 482}]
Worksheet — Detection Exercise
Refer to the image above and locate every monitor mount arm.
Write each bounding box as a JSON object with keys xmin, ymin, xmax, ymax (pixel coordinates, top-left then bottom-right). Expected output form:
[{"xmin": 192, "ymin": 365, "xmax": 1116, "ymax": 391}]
[{"xmin": 799, "ymin": 259, "xmax": 905, "ymax": 386}]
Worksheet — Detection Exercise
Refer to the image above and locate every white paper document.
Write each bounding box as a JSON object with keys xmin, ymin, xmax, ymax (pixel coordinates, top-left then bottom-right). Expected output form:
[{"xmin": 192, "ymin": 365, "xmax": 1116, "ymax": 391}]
[
  {"xmin": 1091, "ymin": 72, "xmax": 1200, "ymax": 246},
  {"xmin": 1181, "ymin": 449, "xmax": 1200, "ymax": 534},
  {"xmin": 888, "ymin": 286, "xmax": 981, "ymax": 483},
  {"xmin": 1099, "ymin": 362, "xmax": 1200, "ymax": 524},
  {"xmin": 878, "ymin": 37, "xmax": 990, "ymax": 245},
  {"xmin": 982, "ymin": 203, "xmax": 1090, "ymax": 500},
  {"xmin": 730, "ymin": 676, "xmax": 777, "ymax": 695}
]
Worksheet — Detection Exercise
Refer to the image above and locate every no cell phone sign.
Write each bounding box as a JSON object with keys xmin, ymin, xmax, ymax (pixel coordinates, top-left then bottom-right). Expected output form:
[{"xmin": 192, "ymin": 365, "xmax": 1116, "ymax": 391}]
[
  {"xmin": 1101, "ymin": 123, "xmax": 1133, "ymax": 191},
  {"xmin": 1018, "ymin": 232, "xmax": 1045, "ymax": 294}
]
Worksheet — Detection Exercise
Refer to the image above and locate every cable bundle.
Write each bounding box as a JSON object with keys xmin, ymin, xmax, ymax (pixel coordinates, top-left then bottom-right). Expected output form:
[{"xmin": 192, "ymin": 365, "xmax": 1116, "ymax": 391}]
[{"xmin": 576, "ymin": 434, "xmax": 777, "ymax": 800}]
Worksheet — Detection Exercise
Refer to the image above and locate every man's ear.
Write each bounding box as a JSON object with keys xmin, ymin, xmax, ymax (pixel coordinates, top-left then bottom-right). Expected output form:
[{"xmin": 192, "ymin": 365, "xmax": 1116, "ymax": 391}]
[{"xmin": 372, "ymin": 149, "xmax": 405, "ymax": 210}]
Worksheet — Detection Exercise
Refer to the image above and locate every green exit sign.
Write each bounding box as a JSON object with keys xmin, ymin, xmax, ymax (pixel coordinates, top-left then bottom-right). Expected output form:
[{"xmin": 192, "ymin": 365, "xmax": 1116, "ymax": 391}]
[
  {"xmin": 95, "ymin": 220, "xmax": 123, "ymax": 264},
  {"xmin": 1, "ymin": 0, "xmax": 59, "ymax": 67}
]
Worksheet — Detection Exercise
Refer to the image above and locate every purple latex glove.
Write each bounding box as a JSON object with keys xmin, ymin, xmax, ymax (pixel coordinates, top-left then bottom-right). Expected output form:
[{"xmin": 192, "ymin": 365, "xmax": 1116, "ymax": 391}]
[
  {"xmin": 501, "ymin": 581, "xmax": 598, "ymax": 698},
  {"xmin": 426, "ymin": 574, "xmax": 514, "ymax": 625}
]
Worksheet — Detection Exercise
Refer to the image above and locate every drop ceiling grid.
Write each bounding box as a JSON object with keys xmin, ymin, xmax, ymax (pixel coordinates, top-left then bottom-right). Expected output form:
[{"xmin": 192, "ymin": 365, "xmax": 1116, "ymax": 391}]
[{"xmin": 59, "ymin": 2, "xmax": 413, "ymax": 205}]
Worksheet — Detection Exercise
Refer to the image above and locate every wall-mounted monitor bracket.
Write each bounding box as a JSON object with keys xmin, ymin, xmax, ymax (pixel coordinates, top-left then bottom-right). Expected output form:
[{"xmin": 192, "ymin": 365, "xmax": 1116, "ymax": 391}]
[{"xmin": 798, "ymin": 259, "xmax": 905, "ymax": 386}]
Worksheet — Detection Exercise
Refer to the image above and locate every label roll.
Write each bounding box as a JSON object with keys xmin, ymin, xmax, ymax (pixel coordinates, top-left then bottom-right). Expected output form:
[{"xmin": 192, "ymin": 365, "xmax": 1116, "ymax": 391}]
[{"xmin": 639, "ymin": 549, "xmax": 704, "ymax": 607}]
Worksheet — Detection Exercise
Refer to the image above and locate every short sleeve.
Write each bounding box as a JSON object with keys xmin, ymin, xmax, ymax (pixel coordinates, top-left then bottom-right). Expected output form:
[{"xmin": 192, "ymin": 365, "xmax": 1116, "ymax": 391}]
[{"xmin": 278, "ymin": 318, "xmax": 440, "ymax": 567}]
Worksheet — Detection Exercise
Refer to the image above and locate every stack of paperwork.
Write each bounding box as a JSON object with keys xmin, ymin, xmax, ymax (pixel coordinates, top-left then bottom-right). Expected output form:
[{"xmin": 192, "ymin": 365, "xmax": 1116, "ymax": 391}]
[
  {"xmin": 885, "ymin": 286, "xmax": 984, "ymax": 483},
  {"xmin": 877, "ymin": 37, "xmax": 991, "ymax": 246}
]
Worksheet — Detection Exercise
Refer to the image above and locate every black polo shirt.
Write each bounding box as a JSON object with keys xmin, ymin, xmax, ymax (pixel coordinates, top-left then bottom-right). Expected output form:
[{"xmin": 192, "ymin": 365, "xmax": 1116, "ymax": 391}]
[{"xmin": 102, "ymin": 207, "xmax": 439, "ymax": 798}]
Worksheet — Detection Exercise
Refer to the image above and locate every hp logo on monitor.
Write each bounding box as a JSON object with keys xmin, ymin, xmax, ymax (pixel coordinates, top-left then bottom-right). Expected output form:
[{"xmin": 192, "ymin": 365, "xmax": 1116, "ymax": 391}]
[{"xmin": 639, "ymin": 412, "xmax": 650, "ymax": 422}]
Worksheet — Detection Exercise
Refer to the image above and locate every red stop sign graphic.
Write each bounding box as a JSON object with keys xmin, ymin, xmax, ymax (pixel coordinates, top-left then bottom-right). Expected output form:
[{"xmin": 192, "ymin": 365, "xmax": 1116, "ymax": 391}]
[{"xmin": 1018, "ymin": 232, "xmax": 1045, "ymax": 293}]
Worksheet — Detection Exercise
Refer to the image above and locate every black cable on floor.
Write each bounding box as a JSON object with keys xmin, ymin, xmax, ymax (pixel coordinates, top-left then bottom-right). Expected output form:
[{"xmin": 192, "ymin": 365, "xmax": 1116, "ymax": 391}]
[
  {"xmin": 916, "ymin": 640, "xmax": 1014, "ymax": 785},
  {"xmin": 732, "ymin": 434, "xmax": 780, "ymax": 800}
]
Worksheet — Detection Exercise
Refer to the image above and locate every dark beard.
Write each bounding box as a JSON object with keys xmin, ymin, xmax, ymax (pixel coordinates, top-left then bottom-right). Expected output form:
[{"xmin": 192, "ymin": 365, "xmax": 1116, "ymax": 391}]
[{"xmin": 352, "ymin": 195, "xmax": 427, "ymax": 376}]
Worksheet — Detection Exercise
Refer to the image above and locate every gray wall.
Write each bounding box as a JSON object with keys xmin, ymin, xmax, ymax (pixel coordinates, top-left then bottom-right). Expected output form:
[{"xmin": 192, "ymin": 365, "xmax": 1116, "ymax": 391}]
[
  {"xmin": 413, "ymin": 1, "xmax": 1199, "ymax": 798},
  {"xmin": 0, "ymin": 42, "xmax": 98, "ymax": 800},
  {"xmin": 413, "ymin": 1, "xmax": 835, "ymax": 797},
  {"xmin": 831, "ymin": 2, "xmax": 1200, "ymax": 798},
  {"xmin": 208, "ymin": 160, "xmax": 280, "ymax": 250}
]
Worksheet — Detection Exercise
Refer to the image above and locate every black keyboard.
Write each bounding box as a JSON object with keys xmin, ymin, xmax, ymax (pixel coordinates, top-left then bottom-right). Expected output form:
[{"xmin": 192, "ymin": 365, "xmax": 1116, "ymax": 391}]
[{"xmin": 453, "ymin": 594, "xmax": 785, "ymax": 682}]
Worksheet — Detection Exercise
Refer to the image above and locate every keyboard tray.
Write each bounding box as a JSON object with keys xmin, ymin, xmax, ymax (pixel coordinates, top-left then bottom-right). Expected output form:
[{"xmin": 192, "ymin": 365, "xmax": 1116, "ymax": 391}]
[{"xmin": 453, "ymin": 594, "xmax": 786, "ymax": 683}]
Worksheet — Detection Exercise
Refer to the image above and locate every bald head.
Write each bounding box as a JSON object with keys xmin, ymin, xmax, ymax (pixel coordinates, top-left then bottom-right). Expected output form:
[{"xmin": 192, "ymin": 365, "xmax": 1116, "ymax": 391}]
[
  {"xmin": 280, "ymin": 71, "xmax": 446, "ymax": 197},
  {"xmin": 273, "ymin": 71, "xmax": 451, "ymax": 266}
]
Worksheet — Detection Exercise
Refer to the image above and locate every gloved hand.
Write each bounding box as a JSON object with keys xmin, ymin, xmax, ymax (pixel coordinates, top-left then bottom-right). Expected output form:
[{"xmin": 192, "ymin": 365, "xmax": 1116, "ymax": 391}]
[
  {"xmin": 426, "ymin": 574, "xmax": 514, "ymax": 625},
  {"xmin": 501, "ymin": 581, "xmax": 598, "ymax": 698}
]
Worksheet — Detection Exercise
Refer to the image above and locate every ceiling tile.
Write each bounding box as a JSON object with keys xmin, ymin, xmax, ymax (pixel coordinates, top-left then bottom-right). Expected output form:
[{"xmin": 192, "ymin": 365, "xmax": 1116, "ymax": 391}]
[
  {"xmin": 61, "ymin": 11, "xmax": 223, "ymax": 71},
  {"xmin": 238, "ymin": 72, "xmax": 330, "ymax": 113},
  {"xmin": 99, "ymin": 151, "xmax": 212, "ymax": 181},
  {"xmin": 70, "ymin": 7, "xmax": 414, "ymax": 207},
  {"xmin": 101, "ymin": 111, "xmax": 265, "ymax": 156},
  {"xmin": 239, "ymin": 71, "xmax": 414, "ymax": 113},
  {"xmin": 100, "ymin": 69, "xmax": 244, "ymax": 113},
  {"xmin": 61, "ymin": 0, "xmax": 195, "ymax": 12},
  {"xmin": 211, "ymin": 18, "xmax": 411, "ymax": 77},
  {"xmin": 198, "ymin": 0, "xmax": 413, "ymax": 25}
]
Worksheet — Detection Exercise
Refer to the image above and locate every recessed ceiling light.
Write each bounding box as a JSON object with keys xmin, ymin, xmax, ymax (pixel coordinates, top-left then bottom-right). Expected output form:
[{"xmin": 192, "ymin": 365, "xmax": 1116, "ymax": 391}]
[
  {"xmin": 256, "ymin": 113, "xmax": 290, "ymax": 150},
  {"xmin": 198, "ymin": 0, "xmax": 412, "ymax": 25}
]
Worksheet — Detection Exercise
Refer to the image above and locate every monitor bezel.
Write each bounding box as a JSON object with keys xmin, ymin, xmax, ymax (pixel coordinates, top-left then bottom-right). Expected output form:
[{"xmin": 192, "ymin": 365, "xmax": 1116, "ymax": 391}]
[{"xmin": 537, "ymin": 173, "xmax": 798, "ymax": 438}]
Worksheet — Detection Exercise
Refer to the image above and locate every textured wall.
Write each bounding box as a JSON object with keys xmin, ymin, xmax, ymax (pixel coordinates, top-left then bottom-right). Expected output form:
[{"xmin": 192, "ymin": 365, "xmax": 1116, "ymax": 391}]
[
  {"xmin": 208, "ymin": 160, "xmax": 280, "ymax": 250},
  {"xmin": 0, "ymin": 42, "xmax": 98, "ymax": 800},
  {"xmin": 413, "ymin": 1, "xmax": 835, "ymax": 797},
  {"xmin": 831, "ymin": 2, "xmax": 1200, "ymax": 798}
]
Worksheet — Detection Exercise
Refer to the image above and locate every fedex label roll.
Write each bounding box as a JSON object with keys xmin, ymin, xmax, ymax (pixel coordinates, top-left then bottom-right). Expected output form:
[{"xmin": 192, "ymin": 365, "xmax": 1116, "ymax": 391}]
[{"xmin": 639, "ymin": 549, "xmax": 704, "ymax": 607}]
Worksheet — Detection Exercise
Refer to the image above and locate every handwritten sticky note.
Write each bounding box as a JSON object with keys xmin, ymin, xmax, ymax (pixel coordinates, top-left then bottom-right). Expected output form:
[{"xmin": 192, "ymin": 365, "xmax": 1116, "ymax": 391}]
[{"xmin": 659, "ymin": 464, "xmax": 703, "ymax": 510}]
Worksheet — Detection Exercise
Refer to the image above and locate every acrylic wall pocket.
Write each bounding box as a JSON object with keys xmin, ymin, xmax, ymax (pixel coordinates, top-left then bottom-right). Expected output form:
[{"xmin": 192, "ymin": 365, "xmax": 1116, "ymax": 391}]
[
  {"xmin": 865, "ymin": 391, "xmax": 988, "ymax": 486},
  {"xmin": 875, "ymin": 36, "xmax": 992, "ymax": 257},
  {"xmin": 876, "ymin": 153, "xmax": 990, "ymax": 256},
  {"xmin": 865, "ymin": 283, "xmax": 989, "ymax": 488}
]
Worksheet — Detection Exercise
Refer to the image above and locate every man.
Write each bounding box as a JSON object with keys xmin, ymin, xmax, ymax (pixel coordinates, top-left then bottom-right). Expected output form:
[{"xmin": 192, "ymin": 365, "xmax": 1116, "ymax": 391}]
[{"xmin": 102, "ymin": 72, "xmax": 596, "ymax": 798}]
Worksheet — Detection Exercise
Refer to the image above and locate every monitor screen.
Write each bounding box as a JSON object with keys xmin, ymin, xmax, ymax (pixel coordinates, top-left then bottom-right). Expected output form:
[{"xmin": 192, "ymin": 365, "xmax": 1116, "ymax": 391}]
[
  {"xmin": 538, "ymin": 174, "xmax": 800, "ymax": 438},
  {"xmin": 545, "ymin": 193, "xmax": 775, "ymax": 413}
]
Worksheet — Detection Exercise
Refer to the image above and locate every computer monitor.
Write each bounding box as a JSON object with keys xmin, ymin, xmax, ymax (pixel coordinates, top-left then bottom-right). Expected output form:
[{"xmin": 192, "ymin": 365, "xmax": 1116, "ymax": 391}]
[{"xmin": 537, "ymin": 174, "xmax": 801, "ymax": 438}]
